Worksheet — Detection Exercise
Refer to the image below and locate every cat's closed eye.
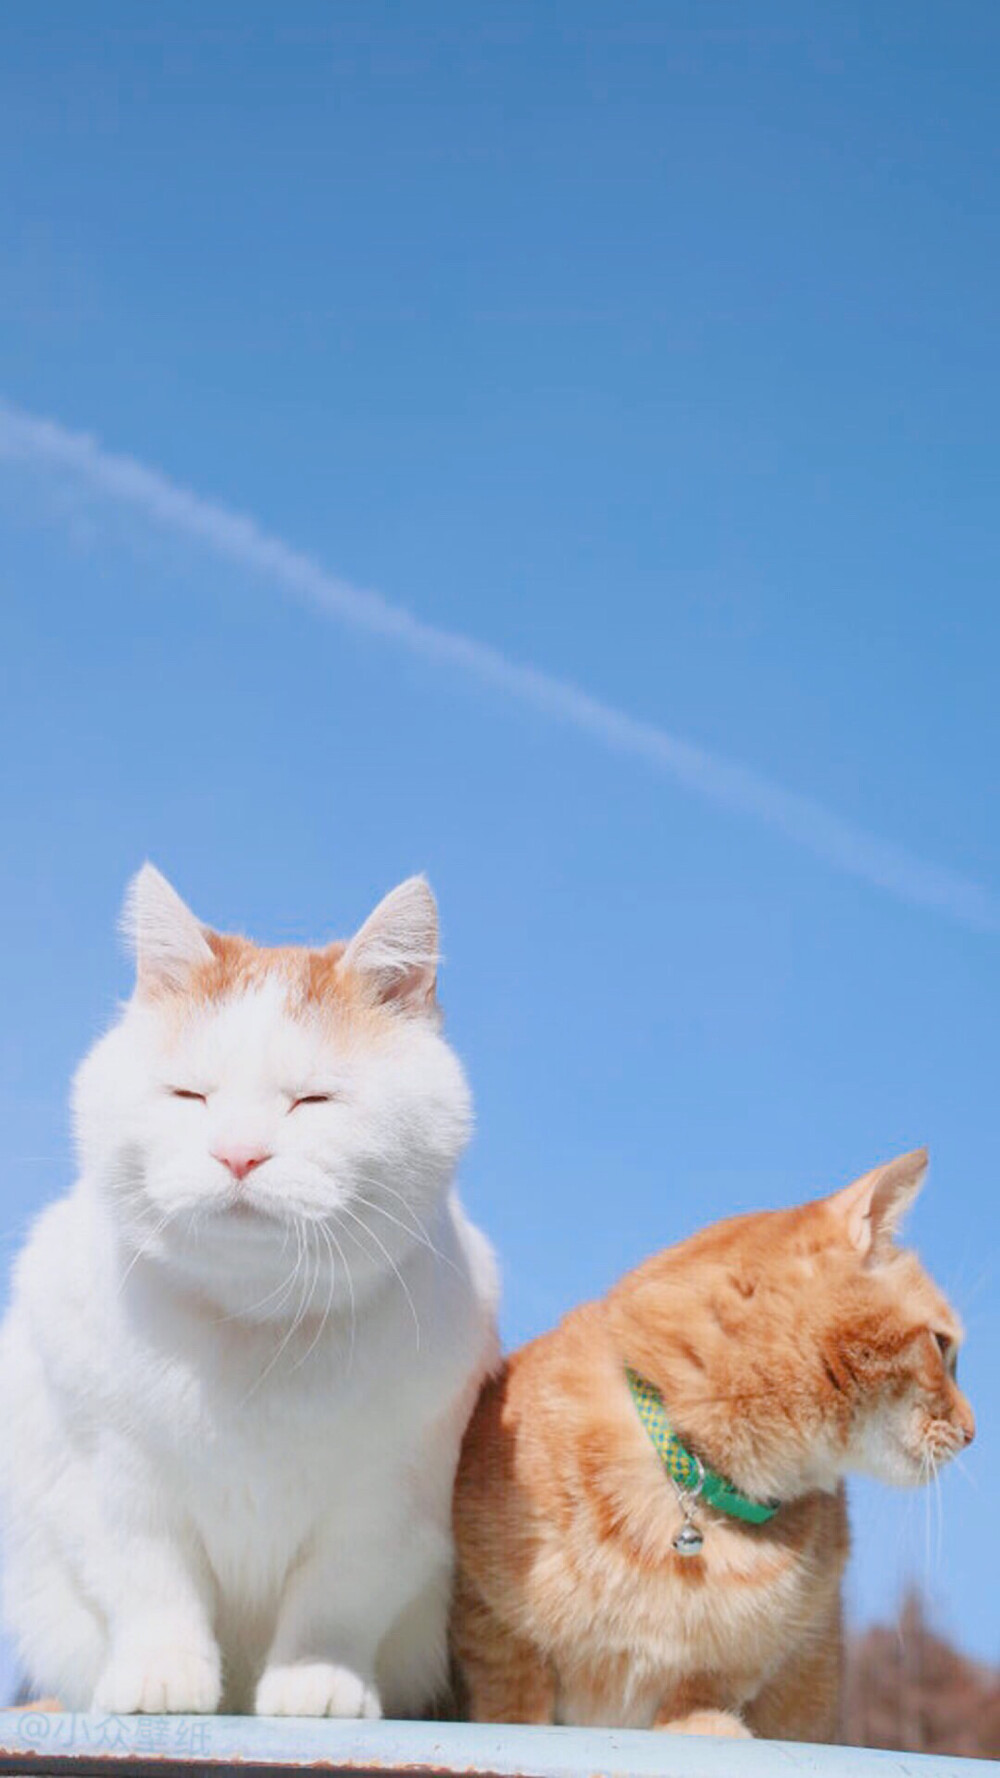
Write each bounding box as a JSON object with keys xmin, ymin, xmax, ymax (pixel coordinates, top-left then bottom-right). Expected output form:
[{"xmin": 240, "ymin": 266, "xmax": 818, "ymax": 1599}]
[
  {"xmin": 933, "ymin": 1330, "xmax": 958, "ymax": 1379},
  {"xmin": 171, "ymin": 1088, "xmax": 207, "ymax": 1103},
  {"xmin": 289, "ymin": 1093, "xmax": 337, "ymax": 1111}
]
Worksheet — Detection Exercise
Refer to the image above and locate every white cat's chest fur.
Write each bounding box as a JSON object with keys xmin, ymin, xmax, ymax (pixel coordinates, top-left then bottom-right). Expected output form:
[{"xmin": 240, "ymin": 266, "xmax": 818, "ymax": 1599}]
[
  {"xmin": 6, "ymin": 1182, "xmax": 496, "ymax": 1711},
  {"xmin": 116, "ymin": 1238, "xmax": 480, "ymax": 1589}
]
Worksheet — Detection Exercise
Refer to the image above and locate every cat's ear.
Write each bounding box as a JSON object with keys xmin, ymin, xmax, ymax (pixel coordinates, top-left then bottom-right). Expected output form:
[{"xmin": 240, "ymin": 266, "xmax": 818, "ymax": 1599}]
[
  {"xmin": 123, "ymin": 863, "xmax": 213, "ymax": 994},
  {"xmin": 340, "ymin": 876, "xmax": 439, "ymax": 1014},
  {"xmin": 827, "ymin": 1148, "xmax": 928, "ymax": 1260}
]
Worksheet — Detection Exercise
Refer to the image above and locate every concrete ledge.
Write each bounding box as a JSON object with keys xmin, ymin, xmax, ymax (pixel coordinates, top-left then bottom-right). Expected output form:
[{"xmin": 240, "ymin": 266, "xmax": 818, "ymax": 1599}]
[{"xmin": 0, "ymin": 1714, "xmax": 992, "ymax": 1778}]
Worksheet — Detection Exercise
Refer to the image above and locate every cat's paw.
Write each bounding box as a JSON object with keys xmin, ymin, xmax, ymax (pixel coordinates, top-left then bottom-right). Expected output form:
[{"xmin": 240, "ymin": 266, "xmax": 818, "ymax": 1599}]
[
  {"xmin": 658, "ymin": 1709, "xmax": 751, "ymax": 1739},
  {"xmin": 93, "ymin": 1642, "xmax": 222, "ymax": 1714},
  {"xmin": 255, "ymin": 1661, "xmax": 381, "ymax": 1719}
]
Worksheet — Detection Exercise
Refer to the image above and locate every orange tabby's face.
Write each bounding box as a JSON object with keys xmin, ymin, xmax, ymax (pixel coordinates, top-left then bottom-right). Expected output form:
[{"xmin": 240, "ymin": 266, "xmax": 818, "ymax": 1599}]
[
  {"xmin": 611, "ymin": 1150, "xmax": 973, "ymax": 1500},
  {"xmin": 829, "ymin": 1244, "xmax": 973, "ymax": 1488},
  {"xmin": 819, "ymin": 1152, "xmax": 974, "ymax": 1486}
]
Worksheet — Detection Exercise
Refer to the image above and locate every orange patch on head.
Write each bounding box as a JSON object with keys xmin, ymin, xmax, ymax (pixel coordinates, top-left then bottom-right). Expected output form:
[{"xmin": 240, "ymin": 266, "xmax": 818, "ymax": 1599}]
[
  {"xmin": 126, "ymin": 866, "xmax": 441, "ymax": 1030},
  {"xmin": 144, "ymin": 926, "xmax": 394, "ymax": 1043}
]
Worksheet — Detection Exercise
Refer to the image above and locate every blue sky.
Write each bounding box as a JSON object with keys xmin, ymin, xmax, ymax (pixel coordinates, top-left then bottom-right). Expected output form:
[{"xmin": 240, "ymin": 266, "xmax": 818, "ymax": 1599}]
[{"xmin": 0, "ymin": 1, "xmax": 997, "ymax": 1698}]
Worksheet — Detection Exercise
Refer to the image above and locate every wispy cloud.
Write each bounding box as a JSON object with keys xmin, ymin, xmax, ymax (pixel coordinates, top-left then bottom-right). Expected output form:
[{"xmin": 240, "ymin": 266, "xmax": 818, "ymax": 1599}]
[{"xmin": 1, "ymin": 398, "xmax": 996, "ymax": 932}]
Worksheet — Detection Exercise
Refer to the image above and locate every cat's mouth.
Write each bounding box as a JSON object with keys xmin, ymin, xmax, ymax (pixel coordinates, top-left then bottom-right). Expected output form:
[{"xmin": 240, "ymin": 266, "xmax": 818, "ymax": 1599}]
[{"xmin": 211, "ymin": 1192, "xmax": 281, "ymax": 1229}]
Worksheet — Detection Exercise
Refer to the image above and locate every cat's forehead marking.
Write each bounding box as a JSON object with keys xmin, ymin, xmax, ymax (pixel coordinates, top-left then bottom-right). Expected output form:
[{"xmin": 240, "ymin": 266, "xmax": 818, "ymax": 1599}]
[
  {"xmin": 193, "ymin": 933, "xmax": 340, "ymax": 1005},
  {"xmin": 151, "ymin": 931, "xmax": 388, "ymax": 1035}
]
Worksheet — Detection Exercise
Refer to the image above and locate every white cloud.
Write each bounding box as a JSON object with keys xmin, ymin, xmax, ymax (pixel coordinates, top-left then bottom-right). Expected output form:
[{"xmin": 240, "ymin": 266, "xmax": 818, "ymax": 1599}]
[{"xmin": 1, "ymin": 398, "xmax": 996, "ymax": 933}]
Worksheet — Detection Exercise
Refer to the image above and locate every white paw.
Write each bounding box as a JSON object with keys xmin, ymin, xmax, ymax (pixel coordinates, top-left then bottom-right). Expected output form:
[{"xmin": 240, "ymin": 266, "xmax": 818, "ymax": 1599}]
[
  {"xmin": 255, "ymin": 1661, "xmax": 381, "ymax": 1718},
  {"xmin": 93, "ymin": 1642, "xmax": 221, "ymax": 1715},
  {"xmin": 660, "ymin": 1710, "xmax": 752, "ymax": 1739}
]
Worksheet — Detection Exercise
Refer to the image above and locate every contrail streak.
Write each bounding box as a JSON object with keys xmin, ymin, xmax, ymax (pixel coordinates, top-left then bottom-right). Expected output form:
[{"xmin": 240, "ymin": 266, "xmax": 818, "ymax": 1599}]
[{"xmin": 1, "ymin": 398, "xmax": 996, "ymax": 932}]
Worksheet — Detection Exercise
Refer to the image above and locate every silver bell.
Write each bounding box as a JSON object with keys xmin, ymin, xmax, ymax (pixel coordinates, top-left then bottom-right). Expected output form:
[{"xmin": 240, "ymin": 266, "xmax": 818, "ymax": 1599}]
[{"xmin": 673, "ymin": 1520, "xmax": 704, "ymax": 1557}]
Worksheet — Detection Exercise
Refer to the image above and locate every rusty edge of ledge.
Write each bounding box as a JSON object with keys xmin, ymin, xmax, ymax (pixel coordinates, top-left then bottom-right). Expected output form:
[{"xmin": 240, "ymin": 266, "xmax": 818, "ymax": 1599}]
[{"xmin": 0, "ymin": 1713, "xmax": 991, "ymax": 1778}]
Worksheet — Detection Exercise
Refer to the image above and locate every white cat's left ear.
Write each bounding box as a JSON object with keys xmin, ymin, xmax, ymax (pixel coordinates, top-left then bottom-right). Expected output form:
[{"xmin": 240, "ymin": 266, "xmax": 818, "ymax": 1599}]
[
  {"xmin": 341, "ymin": 876, "xmax": 439, "ymax": 1014},
  {"xmin": 123, "ymin": 863, "xmax": 214, "ymax": 994},
  {"xmin": 827, "ymin": 1148, "xmax": 928, "ymax": 1260}
]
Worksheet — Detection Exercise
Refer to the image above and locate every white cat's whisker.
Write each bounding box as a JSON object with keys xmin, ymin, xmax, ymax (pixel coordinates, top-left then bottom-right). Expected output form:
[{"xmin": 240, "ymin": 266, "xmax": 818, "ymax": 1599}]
[
  {"xmin": 361, "ymin": 1183, "xmax": 462, "ymax": 1275},
  {"xmin": 354, "ymin": 1193, "xmax": 458, "ymax": 1274},
  {"xmin": 2, "ymin": 1155, "xmax": 66, "ymax": 1165},
  {"xmin": 290, "ymin": 1223, "xmax": 329, "ymax": 1372},
  {"xmin": 238, "ymin": 1221, "xmax": 313, "ymax": 1404},
  {"xmin": 337, "ymin": 1204, "xmax": 422, "ymax": 1350},
  {"xmin": 115, "ymin": 1210, "xmax": 175, "ymax": 1297},
  {"xmin": 293, "ymin": 1223, "xmax": 339, "ymax": 1372},
  {"xmin": 0, "ymin": 1213, "xmax": 41, "ymax": 1249},
  {"xmin": 355, "ymin": 1190, "xmax": 430, "ymax": 1247},
  {"xmin": 325, "ymin": 1219, "xmax": 357, "ymax": 1373},
  {"xmin": 213, "ymin": 1239, "xmax": 303, "ymax": 1325},
  {"xmin": 289, "ymin": 1218, "xmax": 317, "ymax": 1324},
  {"xmin": 183, "ymin": 1206, "xmax": 209, "ymax": 1251}
]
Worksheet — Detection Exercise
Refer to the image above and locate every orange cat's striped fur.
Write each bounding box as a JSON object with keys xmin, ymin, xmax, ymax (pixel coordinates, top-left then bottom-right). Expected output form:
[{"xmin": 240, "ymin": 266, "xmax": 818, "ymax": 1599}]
[{"xmin": 452, "ymin": 1151, "xmax": 973, "ymax": 1740}]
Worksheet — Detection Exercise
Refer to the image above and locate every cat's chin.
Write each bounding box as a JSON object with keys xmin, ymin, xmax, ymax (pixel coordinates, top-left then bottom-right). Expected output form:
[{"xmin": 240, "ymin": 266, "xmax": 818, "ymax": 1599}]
[
  {"xmin": 206, "ymin": 1196, "xmax": 283, "ymax": 1230},
  {"xmin": 138, "ymin": 1198, "xmax": 290, "ymax": 1250},
  {"xmin": 849, "ymin": 1427, "xmax": 937, "ymax": 1489}
]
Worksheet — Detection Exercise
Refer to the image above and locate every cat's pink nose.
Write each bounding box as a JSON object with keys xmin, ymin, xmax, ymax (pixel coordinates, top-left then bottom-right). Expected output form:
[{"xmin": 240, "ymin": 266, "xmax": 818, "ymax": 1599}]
[{"xmin": 213, "ymin": 1146, "xmax": 271, "ymax": 1182}]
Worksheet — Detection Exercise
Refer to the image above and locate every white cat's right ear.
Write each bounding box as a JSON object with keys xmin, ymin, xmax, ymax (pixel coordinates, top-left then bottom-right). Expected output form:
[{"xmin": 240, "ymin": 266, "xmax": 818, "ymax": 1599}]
[
  {"xmin": 340, "ymin": 876, "xmax": 439, "ymax": 1014},
  {"xmin": 122, "ymin": 863, "xmax": 213, "ymax": 994}
]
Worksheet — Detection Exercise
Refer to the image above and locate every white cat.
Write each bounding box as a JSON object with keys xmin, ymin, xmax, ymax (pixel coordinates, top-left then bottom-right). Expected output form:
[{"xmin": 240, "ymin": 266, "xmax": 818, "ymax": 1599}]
[{"xmin": 0, "ymin": 867, "xmax": 498, "ymax": 1717}]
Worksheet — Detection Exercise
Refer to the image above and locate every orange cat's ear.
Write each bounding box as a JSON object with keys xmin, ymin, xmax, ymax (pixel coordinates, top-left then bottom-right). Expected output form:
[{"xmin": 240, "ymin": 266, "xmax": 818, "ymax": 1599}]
[
  {"xmin": 340, "ymin": 876, "xmax": 439, "ymax": 1014},
  {"xmin": 826, "ymin": 1148, "xmax": 928, "ymax": 1260},
  {"xmin": 122, "ymin": 863, "xmax": 213, "ymax": 994}
]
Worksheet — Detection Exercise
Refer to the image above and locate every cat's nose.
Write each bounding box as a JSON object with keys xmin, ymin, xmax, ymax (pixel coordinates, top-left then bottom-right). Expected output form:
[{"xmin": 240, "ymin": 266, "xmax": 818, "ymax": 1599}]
[
  {"xmin": 957, "ymin": 1403, "xmax": 976, "ymax": 1447},
  {"xmin": 213, "ymin": 1146, "xmax": 271, "ymax": 1182}
]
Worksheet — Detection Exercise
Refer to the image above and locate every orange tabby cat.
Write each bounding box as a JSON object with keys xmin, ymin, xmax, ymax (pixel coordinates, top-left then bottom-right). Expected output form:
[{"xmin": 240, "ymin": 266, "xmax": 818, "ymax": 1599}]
[{"xmin": 452, "ymin": 1150, "xmax": 973, "ymax": 1740}]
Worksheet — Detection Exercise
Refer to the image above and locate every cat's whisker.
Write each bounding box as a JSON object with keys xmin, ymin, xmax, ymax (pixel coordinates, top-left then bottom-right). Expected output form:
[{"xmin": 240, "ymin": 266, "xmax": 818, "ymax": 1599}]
[
  {"xmin": 355, "ymin": 1189, "xmax": 433, "ymax": 1249},
  {"xmin": 238, "ymin": 1221, "xmax": 313, "ymax": 1405},
  {"xmin": 326, "ymin": 1219, "xmax": 357, "ymax": 1375},
  {"xmin": 354, "ymin": 1192, "xmax": 460, "ymax": 1275},
  {"xmin": 918, "ymin": 1449, "xmax": 941, "ymax": 1587},
  {"xmin": 0, "ymin": 1155, "xmax": 67, "ymax": 1165},
  {"xmin": 293, "ymin": 1224, "xmax": 339, "ymax": 1372},
  {"xmin": 183, "ymin": 1207, "xmax": 207, "ymax": 1250},
  {"xmin": 213, "ymin": 1241, "xmax": 304, "ymax": 1325},
  {"xmin": 950, "ymin": 1451, "xmax": 978, "ymax": 1492},
  {"xmin": 360, "ymin": 1183, "xmax": 462, "ymax": 1276},
  {"xmin": 337, "ymin": 1204, "xmax": 422, "ymax": 1350},
  {"xmin": 0, "ymin": 1213, "xmax": 41, "ymax": 1249},
  {"xmin": 319, "ymin": 1220, "xmax": 340, "ymax": 1328},
  {"xmin": 290, "ymin": 1220, "xmax": 320, "ymax": 1333},
  {"xmin": 367, "ymin": 1180, "xmax": 433, "ymax": 1225},
  {"xmin": 115, "ymin": 1211, "xmax": 174, "ymax": 1297},
  {"xmin": 921, "ymin": 1456, "xmax": 931, "ymax": 1585},
  {"xmin": 950, "ymin": 1259, "xmax": 994, "ymax": 1317},
  {"xmin": 895, "ymin": 1476, "xmax": 927, "ymax": 1594}
]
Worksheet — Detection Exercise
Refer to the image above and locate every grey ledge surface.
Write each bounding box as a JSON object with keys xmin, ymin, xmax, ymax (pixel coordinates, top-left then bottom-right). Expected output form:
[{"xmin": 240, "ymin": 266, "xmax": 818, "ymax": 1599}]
[{"xmin": 0, "ymin": 1714, "xmax": 994, "ymax": 1778}]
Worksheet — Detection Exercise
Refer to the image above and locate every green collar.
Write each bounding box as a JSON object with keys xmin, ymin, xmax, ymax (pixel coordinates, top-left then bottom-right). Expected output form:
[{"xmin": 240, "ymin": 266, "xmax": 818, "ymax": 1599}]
[{"xmin": 625, "ymin": 1367, "xmax": 779, "ymax": 1526}]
